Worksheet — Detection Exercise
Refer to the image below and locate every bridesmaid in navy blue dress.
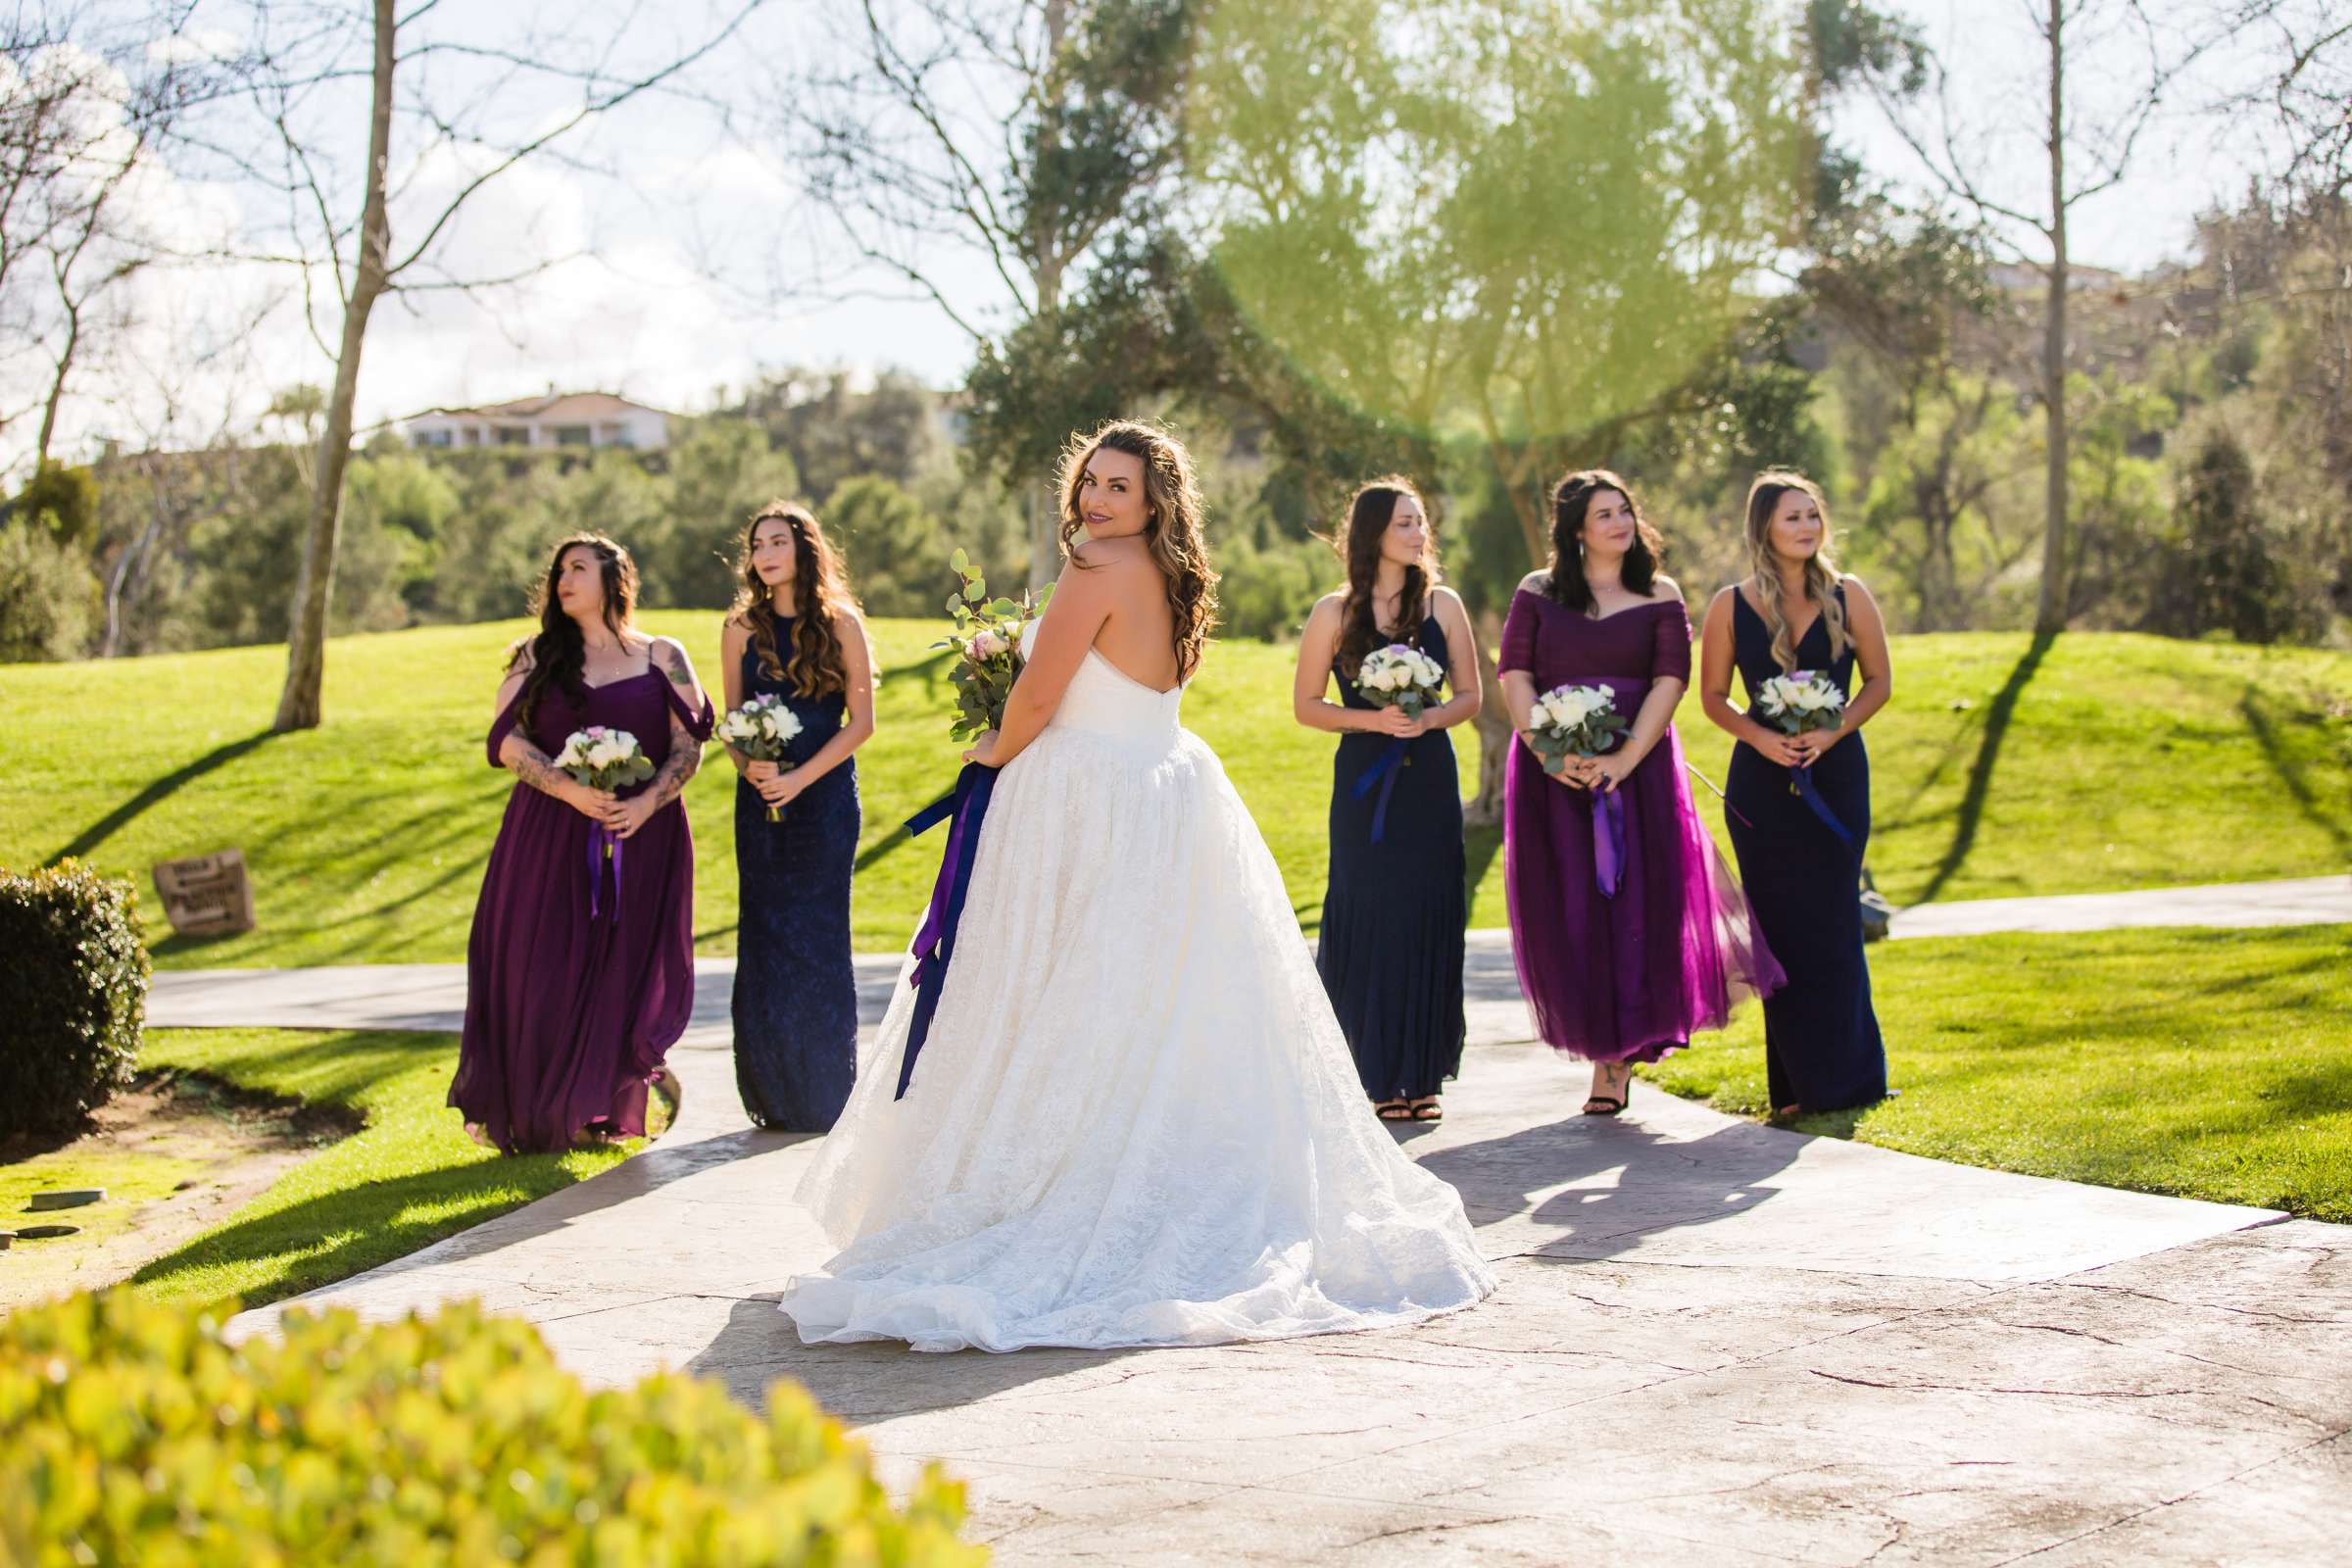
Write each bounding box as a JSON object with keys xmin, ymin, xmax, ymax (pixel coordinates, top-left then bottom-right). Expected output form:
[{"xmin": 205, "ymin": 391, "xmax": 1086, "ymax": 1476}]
[
  {"xmin": 1293, "ymin": 478, "xmax": 1483, "ymax": 1122},
  {"xmin": 719, "ymin": 502, "xmax": 876, "ymax": 1132},
  {"xmin": 1697, "ymin": 471, "xmax": 1894, "ymax": 1116}
]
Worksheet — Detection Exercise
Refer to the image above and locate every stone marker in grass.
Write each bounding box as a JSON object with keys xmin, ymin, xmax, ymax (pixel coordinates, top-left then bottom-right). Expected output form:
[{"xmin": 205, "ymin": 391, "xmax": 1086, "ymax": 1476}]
[{"xmin": 27, "ymin": 1189, "xmax": 104, "ymax": 1210}]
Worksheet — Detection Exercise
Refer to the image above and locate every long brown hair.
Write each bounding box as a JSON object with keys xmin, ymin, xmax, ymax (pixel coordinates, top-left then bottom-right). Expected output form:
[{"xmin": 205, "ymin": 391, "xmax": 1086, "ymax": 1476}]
[
  {"xmin": 1055, "ymin": 419, "xmax": 1219, "ymax": 683},
  {"xmin": 1543, "ymin": 468, "xmax": 1665, "ymax": 613},
  {"xmin": 1333, "ymin": 476, "xmax": 1438, "ymax": 679},
  {"xmin": 1742, "ymin": 470, "xmax": 1849, "ymax": 671},
  {"xmin": 725, "ymin": 500, "xmax": 858, "ymax": 701},
  {"xmin": 509, "ymin": 531, "xmax": 637, "ymax": 731}
]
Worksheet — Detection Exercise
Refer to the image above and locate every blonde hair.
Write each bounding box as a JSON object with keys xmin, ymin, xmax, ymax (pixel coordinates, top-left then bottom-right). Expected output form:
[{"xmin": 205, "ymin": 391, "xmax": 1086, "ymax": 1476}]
[
  {"xmin": 1742, "ymin": 470, "xmax": 1848, "ymax": 671},
  {"xmin": 1056, "ymin": 419, "xmax": 1220, "ymax": 682}
]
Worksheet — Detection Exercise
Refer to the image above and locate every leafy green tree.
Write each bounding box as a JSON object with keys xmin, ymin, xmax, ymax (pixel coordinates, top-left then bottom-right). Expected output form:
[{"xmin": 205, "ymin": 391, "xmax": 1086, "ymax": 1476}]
[
  {"xmin": 826, "ymin": 474, "xmax": 950, "ymax": 617},
  {"xmin": 646, "ymin": 418, "xmax": 801, "ymax": 609}
]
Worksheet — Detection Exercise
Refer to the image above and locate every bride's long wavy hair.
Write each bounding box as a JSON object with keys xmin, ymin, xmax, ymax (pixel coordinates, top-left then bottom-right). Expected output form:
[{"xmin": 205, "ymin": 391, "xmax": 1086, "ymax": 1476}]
[
  {"xmin": 1055, "ymin": 419, "xmax": 1219, "ymax": 683},
  {"xmin": 1742, "ymin": 470, "xmax": 1849, "ymax": 672}
]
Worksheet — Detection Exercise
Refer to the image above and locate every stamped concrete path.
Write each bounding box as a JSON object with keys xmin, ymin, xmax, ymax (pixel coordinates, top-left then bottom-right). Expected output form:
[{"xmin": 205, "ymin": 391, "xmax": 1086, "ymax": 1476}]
[{"xmin": 159, "ymin": 880, "xmax": 2350, "ymax": 1565}]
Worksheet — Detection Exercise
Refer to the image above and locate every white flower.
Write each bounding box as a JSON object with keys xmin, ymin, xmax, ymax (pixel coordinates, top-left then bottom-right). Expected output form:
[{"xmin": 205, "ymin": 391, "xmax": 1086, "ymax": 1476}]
[{"xmin": 970, "ymin": 629, "xmax": 1009, "ymax": 660}]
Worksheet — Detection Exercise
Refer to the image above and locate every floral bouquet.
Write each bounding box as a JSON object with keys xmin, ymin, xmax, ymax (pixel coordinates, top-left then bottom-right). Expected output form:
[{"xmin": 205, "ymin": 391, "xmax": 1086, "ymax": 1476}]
[
  {"xmin": 1526, "ymin": 684, "xmax": 1633, "ymax": 897},
  {"xmin": 554, "ymin": 726, "xmax": 652, "ymax": 875},
  {"xmin": 930, "ymin": 547, "xmax": 1054, "ymax": 743},
  {"xmin": 1524, "ymin": 684, "xmax": 1629, "ymax": 774},
  {"xmin": 1752, "ymin": 670, "xmax": 1854, "ymax": 844},
  {"xmin": 717, "ymin": 694, "xmax": 804, "ymax": 822},
  {"xmin": 1355, "ymin": 643, "xmax": 1446, "ymax": 719},
  {"xmin": 1753, "ymin": 670, "xmax": 1846, "ymax": 737},
  {"xmin": 1348, "ymin": 644, "xmax": 1447, "ymax": 845}
]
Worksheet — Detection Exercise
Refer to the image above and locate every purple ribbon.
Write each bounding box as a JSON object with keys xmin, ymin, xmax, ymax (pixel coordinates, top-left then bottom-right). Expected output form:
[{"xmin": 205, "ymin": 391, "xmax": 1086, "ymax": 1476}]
[
  {"xmin": 586, "ymin": 823, "xmax": 624, "ymax": 920},
  {"xmin": 1592, "ymin": 786, "xmax": 1627, "ymax": 899},
  {"xmin": 1349, "ymin": 737, "xmax": 1410, "ymax": 844},
  {"xmin": 897, "ymin": 761, "xmax": 999, "ymax": 1099}
]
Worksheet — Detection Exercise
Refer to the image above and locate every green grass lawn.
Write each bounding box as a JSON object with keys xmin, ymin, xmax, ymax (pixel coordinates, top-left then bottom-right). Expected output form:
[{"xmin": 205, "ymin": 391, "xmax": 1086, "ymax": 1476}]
[
  {"xmin": 127, "ymin": 1029, "xmax": 625, "ymax": 1307},
  {"xmin": 1642, "ymin": 923, "xmax": 2352, "ymax": 1222},
  {"xmin": 2, "ymin": 618, "xmax": 2345, "ymax": 964}
]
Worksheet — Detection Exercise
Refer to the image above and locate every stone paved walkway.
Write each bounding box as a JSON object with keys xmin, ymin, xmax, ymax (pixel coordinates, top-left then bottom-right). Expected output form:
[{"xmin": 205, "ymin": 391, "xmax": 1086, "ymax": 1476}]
[{"xmin": 152, "ymin": 882, "xmax": 2351, "ymax": 1564}]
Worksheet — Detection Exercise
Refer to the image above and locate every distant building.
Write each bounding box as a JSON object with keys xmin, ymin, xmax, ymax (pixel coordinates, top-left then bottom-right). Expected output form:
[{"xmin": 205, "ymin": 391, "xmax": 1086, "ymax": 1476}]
[
  {"xmin": 402, "ymin": 392, "xmax": 673, "ymax": 453},
  {"xmin": 1987, "ymin": 261, "xmax": 2131, "ymax": 296}
]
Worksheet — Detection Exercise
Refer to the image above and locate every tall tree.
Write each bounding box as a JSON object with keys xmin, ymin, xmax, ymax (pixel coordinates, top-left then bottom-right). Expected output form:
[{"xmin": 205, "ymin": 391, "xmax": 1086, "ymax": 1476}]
[
  {"xmin": 1859, "ymin": 0, "xmax": 2224, "ymax": 632},
  {"xmin": 192, "ymin": 0, "xmax": 766, "ymax": 731},
  {"xmin": 788, "ymin": 0, "xmax": 1189, "ymax": 582}
]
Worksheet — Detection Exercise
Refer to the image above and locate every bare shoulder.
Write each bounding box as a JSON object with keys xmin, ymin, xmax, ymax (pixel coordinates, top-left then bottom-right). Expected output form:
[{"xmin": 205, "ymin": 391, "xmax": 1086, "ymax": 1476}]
[
  {"xmin": 505, "ymin": 635, "xmax": 536, "ymax": 671},
  {"xmin": 1515, "ymin": 568, "xmax": 1549, "ymax": 596},
  {"xmin": 1648, "ymin": 574, "xmax": 1686, "ymax": 605},
  {"xmin": 651, "ymin": 633, "xmax": 694, "ymax": 664},
  {"xmin": 1430, "ymin": 584, "xmax": 1470, "ymax": 613}
]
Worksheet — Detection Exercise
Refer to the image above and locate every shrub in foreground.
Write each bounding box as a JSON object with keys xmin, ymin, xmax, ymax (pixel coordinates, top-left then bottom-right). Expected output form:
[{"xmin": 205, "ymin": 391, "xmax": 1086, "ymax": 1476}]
[
  {"xmin": 0, "ymin": 1290, "xmax": 983, "ymax": 1567},
  {"xmin": 0, "ymin": 860, "xmax": 148, "ymax": 1135}
]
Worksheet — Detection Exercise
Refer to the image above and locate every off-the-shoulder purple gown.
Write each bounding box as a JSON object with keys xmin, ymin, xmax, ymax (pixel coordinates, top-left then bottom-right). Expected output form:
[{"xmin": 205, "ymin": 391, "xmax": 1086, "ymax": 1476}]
[
  {"xmin": 1499, "ymin": 589, "xmax": 1781, "ymax": 1064},
  {"xmin": 450, "ymin": 668, "xmax": 713, "ymax": 1152}
]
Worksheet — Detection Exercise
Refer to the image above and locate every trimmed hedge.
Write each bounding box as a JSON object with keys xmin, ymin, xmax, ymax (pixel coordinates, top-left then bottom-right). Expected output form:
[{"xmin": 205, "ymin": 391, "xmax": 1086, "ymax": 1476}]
[
  {"xmin": 0, "ymin": 1290, "xmax": 986, "ymax": 1567},
  {"xmin": 0, "ymin": 860, "xmax": 148, "ymax": 1135}
]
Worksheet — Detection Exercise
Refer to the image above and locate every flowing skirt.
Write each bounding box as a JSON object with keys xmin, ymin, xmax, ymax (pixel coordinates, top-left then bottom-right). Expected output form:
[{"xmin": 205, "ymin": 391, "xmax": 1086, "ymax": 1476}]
[{"xmin": 783, "ymin": 718, "xmax": 1495, "ymax": 1351}]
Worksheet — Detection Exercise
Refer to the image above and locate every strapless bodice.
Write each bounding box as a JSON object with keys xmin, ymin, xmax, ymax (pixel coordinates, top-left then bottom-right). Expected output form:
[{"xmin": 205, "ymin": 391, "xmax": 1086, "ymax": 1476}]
[{"xmin": 1024, "ymin": 621, "xmax": 1184, "ymax": 747}]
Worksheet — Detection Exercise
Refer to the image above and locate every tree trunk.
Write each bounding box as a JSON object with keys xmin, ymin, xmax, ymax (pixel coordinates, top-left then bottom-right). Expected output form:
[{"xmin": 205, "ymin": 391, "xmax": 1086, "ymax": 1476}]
[
  {"xmin": 2034, "ymin": 0, "xmax": 2069, "ymax": 636},
  {"xmin": 35, "ymin": 299, "xmax": 79, "ymax": 466},
  {"xmin": 272, "ymin": 0, "xmax": 394, "ymax": 733},
  {"xmin": 1464, "ymin": 610, "xmax": 1510, "ymax": 826}
]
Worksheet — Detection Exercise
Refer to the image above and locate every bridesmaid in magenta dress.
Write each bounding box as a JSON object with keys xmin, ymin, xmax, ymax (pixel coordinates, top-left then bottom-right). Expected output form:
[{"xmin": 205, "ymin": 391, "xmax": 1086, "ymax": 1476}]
[
  {"xmin": 451, "ymin": 531, "xmax": 714, "ymax": 1153},
  {"xmin": 1497, "ymin": 470, "xmax": 1781, "ymax": 1116}
]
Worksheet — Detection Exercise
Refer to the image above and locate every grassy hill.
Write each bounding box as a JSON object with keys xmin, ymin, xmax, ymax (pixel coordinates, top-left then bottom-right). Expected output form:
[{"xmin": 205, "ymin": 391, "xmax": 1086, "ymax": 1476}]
[{"xmin": 3, "ymin": 617, "xmax": 2346, "ymax": 967}]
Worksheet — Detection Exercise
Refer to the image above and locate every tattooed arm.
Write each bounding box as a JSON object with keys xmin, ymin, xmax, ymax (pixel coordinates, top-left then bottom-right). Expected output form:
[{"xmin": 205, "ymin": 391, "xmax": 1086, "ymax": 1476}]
[
  {"xmin": 612, "ymin": 638, "xmax": 707, "ymax": 838},
  {"xmin": 494, "ymin": 644, "xmax": 613, "ymax": 819}
]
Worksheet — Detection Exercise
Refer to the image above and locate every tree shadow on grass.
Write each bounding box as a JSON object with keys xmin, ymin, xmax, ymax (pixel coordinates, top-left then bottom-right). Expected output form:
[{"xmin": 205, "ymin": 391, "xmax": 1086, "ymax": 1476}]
[
  {"xmin": 47, "ymin": 728, "xmax": 286, "ymax": 864},
  {"xmin": 130, "ymin": 1151, "xmax": 597, "ymax": 1308},
  {"xmin": 1912, "ymin": 630, "xmax": 2057, "ymax": 906},
  {"xmin": 2240, "ymin": 685, "xmax": 2352, "ymax": 860}
]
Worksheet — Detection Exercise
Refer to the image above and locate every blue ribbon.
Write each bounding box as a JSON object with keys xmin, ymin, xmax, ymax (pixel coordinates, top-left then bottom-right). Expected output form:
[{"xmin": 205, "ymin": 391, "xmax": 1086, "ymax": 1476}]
[
  {"xmin": 1789, "ymin": 762, "xmax": 1856, "ymax": 852},
  {"xmin": 896, "ymin": 760, "xmax": 999, "ymax": 1099},
  {"xmin": 1349, "ymin": 737, "xmax": 1410, "ymax": 845}
]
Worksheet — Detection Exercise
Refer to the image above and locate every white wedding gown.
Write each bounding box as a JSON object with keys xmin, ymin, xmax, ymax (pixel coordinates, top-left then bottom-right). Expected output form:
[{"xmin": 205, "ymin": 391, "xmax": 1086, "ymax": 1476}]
[{"xmin": 779, "ymin": 630, "xmax": 1496, "ymax": 1352}]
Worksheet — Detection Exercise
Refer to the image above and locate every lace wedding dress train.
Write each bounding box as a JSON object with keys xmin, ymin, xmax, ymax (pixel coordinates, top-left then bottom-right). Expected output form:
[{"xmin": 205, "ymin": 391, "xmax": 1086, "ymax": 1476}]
[{"xmin": 778, "ymin": 636, "xmax": 1496, "ymax": 1352}]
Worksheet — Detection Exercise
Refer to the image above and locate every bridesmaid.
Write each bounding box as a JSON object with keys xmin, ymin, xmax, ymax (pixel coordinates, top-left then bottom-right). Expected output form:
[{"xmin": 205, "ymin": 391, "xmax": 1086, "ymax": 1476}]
[
  {"xmin": 1697, "ymin": 471, "xmax": 1892, "ymax": 1117},
  {"xmin": 720, "ymin": 501, "xmax": 876, "ymax": 1131},
  {"xmin": 453, "ymin": 532, "xmax": 713, "ymax": 1152},
  {"xmin": 1498, "ymin": 470, "xmax": 1782, "ymax": 1116},
  {"xmin": 1293, "ymin": 478, "xmax": 1482, "ymax": 1123}
]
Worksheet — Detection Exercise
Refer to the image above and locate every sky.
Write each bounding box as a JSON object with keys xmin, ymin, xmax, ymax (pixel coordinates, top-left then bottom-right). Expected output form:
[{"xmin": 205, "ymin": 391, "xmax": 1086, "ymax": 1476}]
[{"xmin": 1, "ymin": 0, "xmax": 2311, "ymax": 474}]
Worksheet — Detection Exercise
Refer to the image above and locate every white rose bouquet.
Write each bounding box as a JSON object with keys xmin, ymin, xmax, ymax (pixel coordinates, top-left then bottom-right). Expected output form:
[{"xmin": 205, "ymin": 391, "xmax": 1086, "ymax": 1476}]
[
  {"xmin": 1524, "ymin": 683, "xmax": 1630, "ymax": 774},
  {"xmin": 930, "ymin": 547, "xmax": 1054, "ymax": 743},
  {"xmin": 1754, "ymin": 670, "xmax": 1846, "ymax": 737},
  {"xmin": 716, "ymin": 694, "xmax": 805, "ymax": 822},
  {"xmin": 554, "ymin": 726, "xmax": 653, "ymax": 858},
  {"xmin": 1354, "ymin": 643, "xmax": 1447, "ymax": 719}
]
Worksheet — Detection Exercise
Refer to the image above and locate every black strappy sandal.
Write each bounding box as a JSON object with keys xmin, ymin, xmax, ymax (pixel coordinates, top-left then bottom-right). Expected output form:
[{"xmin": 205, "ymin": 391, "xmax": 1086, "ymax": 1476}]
[
  {"xmin": 1409, "ymin": 1099, "xmax": 1444, "ymax": 1122},
  {"xmin": 1375, "ymin": 1100, "xmax": 1414, "ymax": 1121},
  {"xmin": 1582, "ymin": 1066, "xmax": 1632, "ymax": 1117}
]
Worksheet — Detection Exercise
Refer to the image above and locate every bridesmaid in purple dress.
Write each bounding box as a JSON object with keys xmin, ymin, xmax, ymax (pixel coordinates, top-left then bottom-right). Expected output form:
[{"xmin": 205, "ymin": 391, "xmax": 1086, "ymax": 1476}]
[
  {"xmin": 451, "ymin": 532, "xmax": 714, "ymax": 1153},
  {"xmin": 1497, "ymin": 471, "xmax": 1781, "ymax": 1116}
]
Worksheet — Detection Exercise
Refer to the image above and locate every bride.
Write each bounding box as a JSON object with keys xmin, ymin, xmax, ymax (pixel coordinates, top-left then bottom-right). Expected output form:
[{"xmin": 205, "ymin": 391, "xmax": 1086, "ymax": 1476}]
[{"xmin": 780, "ymin": 419, "xmax": 1494, "ymax": 1352}]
